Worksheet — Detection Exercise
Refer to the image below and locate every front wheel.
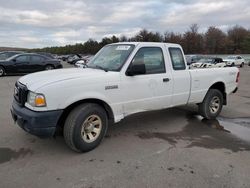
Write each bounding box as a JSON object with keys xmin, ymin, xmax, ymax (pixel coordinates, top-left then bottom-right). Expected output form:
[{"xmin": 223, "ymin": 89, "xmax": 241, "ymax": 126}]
[
  {"xmin": 0, "ymin": 66, "xmax": 5, "ymax": 77},
  {"xmin": 240, "ymin": 63, "xmax": 244, "ymax": 68},
  {"xmin": 198, "ymin": 89, "xmax": 223, "ymax": 119},
  {"xmin": 63, "ymin": 103, "xmax": 108, "ymax": 152},
  {"xmin": 45, "ymin": 65, "xmax": 54, "ymax": 70}
]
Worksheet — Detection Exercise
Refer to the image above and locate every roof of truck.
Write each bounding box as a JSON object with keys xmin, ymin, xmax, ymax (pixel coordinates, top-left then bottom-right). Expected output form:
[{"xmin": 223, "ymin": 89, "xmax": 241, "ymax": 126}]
[{"xmin": 112, "ymin": 42, "xmax": 181, "ymax": 47}]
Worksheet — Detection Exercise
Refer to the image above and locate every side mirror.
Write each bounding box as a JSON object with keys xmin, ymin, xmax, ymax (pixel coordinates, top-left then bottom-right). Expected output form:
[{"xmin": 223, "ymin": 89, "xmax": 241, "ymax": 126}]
[{"xmin": 126, "ymin": 63, "xmax": 146, "ymax": 76}]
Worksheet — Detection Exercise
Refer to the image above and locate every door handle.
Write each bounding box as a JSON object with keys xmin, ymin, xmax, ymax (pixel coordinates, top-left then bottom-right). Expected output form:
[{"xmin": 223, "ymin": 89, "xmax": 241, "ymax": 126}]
[{"xmin": 163, "ymin": 78, "xmax": 170, "ymax": 82}]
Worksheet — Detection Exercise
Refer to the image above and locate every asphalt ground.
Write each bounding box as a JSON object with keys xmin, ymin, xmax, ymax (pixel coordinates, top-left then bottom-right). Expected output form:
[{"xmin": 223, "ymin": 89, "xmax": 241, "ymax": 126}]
[{"xmin": 0, "ymin": 63, "xmax": 250, "ymax": 188}]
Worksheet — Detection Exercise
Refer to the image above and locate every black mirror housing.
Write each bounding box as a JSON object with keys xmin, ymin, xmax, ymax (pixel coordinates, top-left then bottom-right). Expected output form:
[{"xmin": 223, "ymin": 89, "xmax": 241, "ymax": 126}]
[{"xmin": 126, "ymin": 64, "xmax": 146, "ymax": 76}]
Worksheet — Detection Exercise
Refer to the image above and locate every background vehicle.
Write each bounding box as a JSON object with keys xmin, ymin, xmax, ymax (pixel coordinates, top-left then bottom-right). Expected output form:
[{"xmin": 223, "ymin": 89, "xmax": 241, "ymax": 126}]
[
  {"xmin": 36, "ymin": 52, "xmax": 56, "ymax": 59},
  {"xmin": 74, "ymin": 59, "xmax": 87, "ymax": 68},
  {"xmin": 185, "ymin": 54, "xmax": 204, "ymax": 65},
  {"xmin": 0, "ymin": 51, "xmax": 24, "ymax": 60},
  {"xmin": 190, "ymin": 57, "xmax": 226, "ymax": 68},
  {"xmin": 74, "ymin": 55, "xmax": 94, "ymax": 68},
  {"xmin": 58, "ymin": 55, "xmax": 69, "ymax": 61},
  {"xmin": 11, "ymin": 42, "xmax": 239, "ymax": 152},
  {"xmin": 67, "ymin": 54, "xmax": 82, "ymax": 64},
  {"xmin": 223, "ymin": 55, "xmax": 245, "ymax": 67},
  {"xmin": 0, "ymin": 53, "xmax": 62, "ymax": 76}
]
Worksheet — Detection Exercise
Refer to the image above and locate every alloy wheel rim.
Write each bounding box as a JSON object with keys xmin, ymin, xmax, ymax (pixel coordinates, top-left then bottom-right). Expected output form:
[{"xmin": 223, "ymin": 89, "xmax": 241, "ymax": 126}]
[
  {"xmin": 81, "ymin": 115, "xmax": 102, "ymax": 143},
  {"xmin": 46, "ymin": 66, "xmax": 53, "ymax": 70},
  {"xmin": 0, "ymin": 69, "xmax": 3, "ymax": 76},
  {"xmin": 209, "ymin": 96, "xmax": 220, "ymax": 114}
]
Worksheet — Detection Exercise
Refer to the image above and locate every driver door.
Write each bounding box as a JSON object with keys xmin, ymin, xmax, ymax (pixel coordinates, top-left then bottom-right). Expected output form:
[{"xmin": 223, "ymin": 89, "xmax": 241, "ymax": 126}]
[{"xmin": 120, "ymin": 47, "xmax": 173, "ymax": 116}]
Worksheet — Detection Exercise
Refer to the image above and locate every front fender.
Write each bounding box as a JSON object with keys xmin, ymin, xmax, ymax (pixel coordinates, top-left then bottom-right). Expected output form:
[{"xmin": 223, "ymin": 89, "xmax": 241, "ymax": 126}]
[{"xmin": 59, "ymin": 91, "xmax": 111, "ymax": 110}]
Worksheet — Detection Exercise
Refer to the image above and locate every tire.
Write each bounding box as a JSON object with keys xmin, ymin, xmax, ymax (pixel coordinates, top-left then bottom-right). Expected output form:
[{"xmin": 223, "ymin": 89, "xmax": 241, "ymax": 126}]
[
  {"xmin": 45, "ymin": 65, "xmax": 54, "ymax": 70},
  {"xmin": 0, "ymin": 66, "xmax": 5, "ymax": 77},
  {"xmin": 198, "ymin": 89, "xmax": 223, "ymax": 120},
  {"xmin": 240, "ymin": 62, "xmax": 244, "ymax": 68},
  {"xmin": 231, "ymin": 63, "xmax": 235, "ymax": 67},
  {"xmin": 63, "ymin": 103, "xmax": 108, "ymax": 152}
]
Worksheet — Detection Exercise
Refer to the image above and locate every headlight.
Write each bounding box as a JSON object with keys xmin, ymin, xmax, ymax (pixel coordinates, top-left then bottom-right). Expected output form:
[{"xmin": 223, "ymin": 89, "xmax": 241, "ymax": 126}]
[{"xmin": 27, "ymin": 91, "xmax": 46, "ymax": 107}]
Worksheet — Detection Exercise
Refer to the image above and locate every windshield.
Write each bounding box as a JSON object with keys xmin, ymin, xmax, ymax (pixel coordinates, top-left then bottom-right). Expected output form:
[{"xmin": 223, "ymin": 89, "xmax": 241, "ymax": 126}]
[
  {"xmin": 87, "ymin": 44, "xmax": 135, "ymax": 71},
  {"xmin": 6, "ymin": 54, "xmax": 19, "ymax": 61}
]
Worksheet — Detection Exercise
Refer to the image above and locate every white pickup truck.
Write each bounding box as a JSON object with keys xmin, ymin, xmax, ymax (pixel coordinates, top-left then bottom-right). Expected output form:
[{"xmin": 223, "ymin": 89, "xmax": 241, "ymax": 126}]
[{"xmin": 11, "ymin": 42, "xmax": 239, "ymax": 152}]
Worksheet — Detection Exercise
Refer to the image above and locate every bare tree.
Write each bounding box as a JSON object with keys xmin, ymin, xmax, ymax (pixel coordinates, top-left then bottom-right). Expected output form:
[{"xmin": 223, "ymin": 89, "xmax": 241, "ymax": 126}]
[
  {"xmin": 227, "ymin": 25, "xmax": 249, "ymax": 53},
  {"xmin": 205, "ymin": 26, "xmax": 226, "ymax": 54},
  {"xmin": 183, "ymin": 24, "xmax": 204, "ymax": 54}
]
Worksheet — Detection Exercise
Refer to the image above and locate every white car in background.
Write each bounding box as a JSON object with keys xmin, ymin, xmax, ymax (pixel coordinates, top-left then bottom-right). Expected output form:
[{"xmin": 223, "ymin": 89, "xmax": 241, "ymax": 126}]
[
  {"xmin": 190, "ymin": 57, "xmax": 226, "ymax": 69},
  {"xmin": 75, "ymin": 59, "xmax": 87, "ymax": 68},
  {"xmin": 75, "ymin": 55, "xmax": 94, "ymax": 68},
  {"xmin": 223, "ymin": 55, "xmax": 245, "ymax": 67}
]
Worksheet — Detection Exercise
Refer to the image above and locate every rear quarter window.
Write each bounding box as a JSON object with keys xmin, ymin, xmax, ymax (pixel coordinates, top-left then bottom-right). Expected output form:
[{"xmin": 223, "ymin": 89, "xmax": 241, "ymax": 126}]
[{"xmin": 169, "ymin": 47, "xmax": 186, "ymax": 70}]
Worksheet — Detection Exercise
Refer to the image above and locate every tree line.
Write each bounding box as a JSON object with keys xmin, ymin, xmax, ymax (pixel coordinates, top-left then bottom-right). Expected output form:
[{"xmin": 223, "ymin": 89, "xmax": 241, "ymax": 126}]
[{"xmin": 31, "ymin": 24, "xmax": 250, "ymax": 55}]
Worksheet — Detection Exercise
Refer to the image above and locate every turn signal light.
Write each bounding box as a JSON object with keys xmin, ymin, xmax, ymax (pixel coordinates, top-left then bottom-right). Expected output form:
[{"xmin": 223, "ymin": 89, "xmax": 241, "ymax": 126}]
[{"xmin": 35, "ymin": 95, "xmax": 46, "ymax": 107}]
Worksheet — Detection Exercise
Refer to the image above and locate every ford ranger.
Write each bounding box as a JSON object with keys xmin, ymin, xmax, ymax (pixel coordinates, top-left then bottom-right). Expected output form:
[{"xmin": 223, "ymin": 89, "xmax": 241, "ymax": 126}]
[{"xmin": 11, "ymin": 42, "xmax": 239, "ymax": 152}]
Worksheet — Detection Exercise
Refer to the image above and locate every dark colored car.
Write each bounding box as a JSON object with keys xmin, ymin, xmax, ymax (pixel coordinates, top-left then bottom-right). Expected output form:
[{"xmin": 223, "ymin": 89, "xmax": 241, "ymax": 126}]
[
  {"xmin": 36, "ymin": 52, "xmax": 56, "ymax": 59},
  {"xmin": 199, "ymin": 57, "xmax": 223, "ymax": 64},
  {"xmin": 0, "ymin": 51, "xmax": 24, "ymax": 60},
  {"xmin": 0, "ymin": 53, "xmax": 63, "ymax": 76},
  {"xmin": 185, "ymin": 54, "xmax": 204, "ymax": 65}
]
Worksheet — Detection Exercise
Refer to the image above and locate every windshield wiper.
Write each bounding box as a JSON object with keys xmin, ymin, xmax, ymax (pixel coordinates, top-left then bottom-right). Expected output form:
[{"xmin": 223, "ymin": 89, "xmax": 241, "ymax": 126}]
[{"xmin": 95, "ymin": 65, "xmax": 108, "ymax": 72}]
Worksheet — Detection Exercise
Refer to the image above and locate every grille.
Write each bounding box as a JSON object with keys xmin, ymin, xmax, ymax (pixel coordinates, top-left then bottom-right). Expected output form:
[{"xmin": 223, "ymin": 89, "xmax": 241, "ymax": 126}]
[{"xmin": 14, "ymin": 82, "xmax": 28, "ymax": 106}]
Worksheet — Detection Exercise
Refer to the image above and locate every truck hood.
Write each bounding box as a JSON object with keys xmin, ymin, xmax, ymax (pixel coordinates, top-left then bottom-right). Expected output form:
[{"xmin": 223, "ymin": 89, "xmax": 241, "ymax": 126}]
[{"xmin": 18, "ymin": 68, "xmax": 113, "ymax": 91}]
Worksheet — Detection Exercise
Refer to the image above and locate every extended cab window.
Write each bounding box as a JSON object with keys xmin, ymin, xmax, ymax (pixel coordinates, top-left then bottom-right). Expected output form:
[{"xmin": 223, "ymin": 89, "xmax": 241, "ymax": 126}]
[
  {"xmin": 131, "ymin": 47, "xmax": 165, "ymax": 74},
  {"xmin": 169, "ymin": 48, "xmax": 186, "ymax": 70}
]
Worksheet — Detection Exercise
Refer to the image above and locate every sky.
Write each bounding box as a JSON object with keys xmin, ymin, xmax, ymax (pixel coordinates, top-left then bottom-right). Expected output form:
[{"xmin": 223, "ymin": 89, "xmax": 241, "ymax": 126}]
[{"xmin": 0, "ymin": 0, "xmax": 249, "ymax": 48}]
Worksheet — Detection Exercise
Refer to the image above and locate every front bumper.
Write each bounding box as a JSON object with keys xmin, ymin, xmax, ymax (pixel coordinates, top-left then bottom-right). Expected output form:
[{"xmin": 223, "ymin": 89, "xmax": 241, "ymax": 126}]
[{"xmin": 11, "ymin": 100, "xmax": 63, "ymax": 138}]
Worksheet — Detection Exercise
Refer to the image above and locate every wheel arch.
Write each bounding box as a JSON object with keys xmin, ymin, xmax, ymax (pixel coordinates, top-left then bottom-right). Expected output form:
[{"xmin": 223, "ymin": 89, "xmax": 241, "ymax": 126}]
[
  {"xmin": 208, "ymin": 82, "xmax": 226, "ymax": 105},
  {"xmin": 57, "ymin": 98, "xmax": 115, "ymax": 129}
]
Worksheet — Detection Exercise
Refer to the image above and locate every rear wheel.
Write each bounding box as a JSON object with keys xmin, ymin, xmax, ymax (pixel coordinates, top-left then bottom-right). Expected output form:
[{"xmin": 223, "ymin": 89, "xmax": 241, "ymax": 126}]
[
  {"xmin": 45, "ymin": 65, "xmax": 54, "ymax": 70},
  {"xmin": 63, "ymin": 103, "xmax": 108, "ymax": 152},
  {"xmin": 198, "ymin": 89, "xmax": 223, "ymax": 119},
  {"xmin": 0, "ymin": 66, "xmax": 5, "ymax": 77}
]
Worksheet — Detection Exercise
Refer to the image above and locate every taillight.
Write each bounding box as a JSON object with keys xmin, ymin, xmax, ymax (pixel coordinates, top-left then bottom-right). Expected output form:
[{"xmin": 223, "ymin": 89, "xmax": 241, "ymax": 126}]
[{"xmin": 236, "ymin": 71, "xmax": 240, "ymax": 83}]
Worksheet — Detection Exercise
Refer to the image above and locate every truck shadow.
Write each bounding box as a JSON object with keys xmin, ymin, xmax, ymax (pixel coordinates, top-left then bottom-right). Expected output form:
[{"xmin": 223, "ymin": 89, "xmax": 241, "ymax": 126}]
[
  {"xmin": 13, "ymin": 107, "xmax": 250, "ymax": 155},
  {"xmin": 106, "ymin": 107, "xmax": 250, "ymax": 153}
]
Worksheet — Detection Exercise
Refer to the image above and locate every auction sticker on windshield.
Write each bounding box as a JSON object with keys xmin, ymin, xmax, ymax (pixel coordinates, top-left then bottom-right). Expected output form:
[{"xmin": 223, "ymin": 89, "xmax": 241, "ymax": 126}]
[{"xmin": 116, "ymin": 45, "xmax": 131, "ymax": 50}]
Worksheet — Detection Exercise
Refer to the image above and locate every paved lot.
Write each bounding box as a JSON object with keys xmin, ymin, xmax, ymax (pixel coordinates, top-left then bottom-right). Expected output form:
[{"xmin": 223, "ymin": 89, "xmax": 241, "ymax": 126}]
[{"xmin": 0, "ymin": 64, "xmax": 250, "ymax": 188}]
